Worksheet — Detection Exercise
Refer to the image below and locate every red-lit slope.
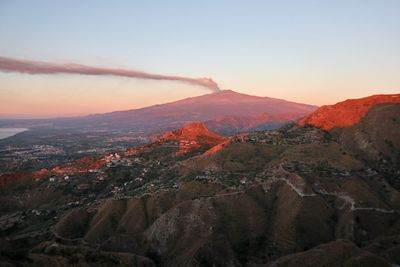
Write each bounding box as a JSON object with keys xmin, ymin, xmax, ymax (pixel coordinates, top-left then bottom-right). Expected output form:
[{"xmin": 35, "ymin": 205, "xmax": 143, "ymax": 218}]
[
  {"xmin": 0, "ymin": 169, "xmax": 50, "ymax": 187},
  {"xmin": 298, "ymin": 94, "xmax": 400, "ymax": 130},
  {"xmin": 160, "ymin": 122, "xmax": 226, "ymax": 142},
  {"xmin": 126, "ymin": 123, "xmax": 227, "ymax": 156},
  {"xmin": 51, "ymin": 156, "xmax": 107, "ymax": 174},
  {"xmin": 160, "ymin": 122, "xmax": 227, "ymax": 154},
  {"xmin": 0, "ymin": 156, "xmax": 106, "ymax": 187}
]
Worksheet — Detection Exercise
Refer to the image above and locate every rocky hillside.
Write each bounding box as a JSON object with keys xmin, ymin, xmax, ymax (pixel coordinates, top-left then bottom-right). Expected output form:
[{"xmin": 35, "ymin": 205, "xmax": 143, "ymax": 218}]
[
  {"xmin": 298, "ymin": 94, "xmax": 400, "ymax": 130},
  {"xmin": 0, "ymin": 100, "xmax": 399, "ymax": 266},
  {"xmin": 159, "ymin": 122, "xmax": 226, "ymax": 143}
]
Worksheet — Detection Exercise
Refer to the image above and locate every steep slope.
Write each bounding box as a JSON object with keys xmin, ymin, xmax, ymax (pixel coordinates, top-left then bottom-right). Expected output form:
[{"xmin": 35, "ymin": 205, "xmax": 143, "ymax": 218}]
[
  {"xmin": 334, "ymin": 103, "xmax": 400, "ymax": 189},
  {"xmin": 299, "ymin": 95, "xmax": 400, "ymax": 188},
  {"xmin": 336, "ymin": 103, "xmax": 400, "ymax": 161},
  {"xmin": 159, "ymin": 122, "xmax": 228, "ymax": 154},
  {"xmin": 159, "ymin": 122, "xmax": 226, "ymax": 142},
  {"xmin": 298, "ymin": 94, "xmax": 400, "ymax": 130}
]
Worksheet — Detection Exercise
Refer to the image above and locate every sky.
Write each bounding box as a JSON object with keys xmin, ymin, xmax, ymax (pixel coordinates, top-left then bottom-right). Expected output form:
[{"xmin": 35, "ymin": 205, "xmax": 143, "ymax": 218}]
[{"xmin": 0, "ymin": 0, "xmax": 399, "ymax": 118}]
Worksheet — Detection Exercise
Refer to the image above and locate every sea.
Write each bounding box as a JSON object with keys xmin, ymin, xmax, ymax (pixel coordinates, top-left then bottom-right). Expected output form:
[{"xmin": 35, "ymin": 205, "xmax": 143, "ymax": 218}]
[{"xmin": 0, "ymin": 128, "xmax": 28, "ymax": 140}]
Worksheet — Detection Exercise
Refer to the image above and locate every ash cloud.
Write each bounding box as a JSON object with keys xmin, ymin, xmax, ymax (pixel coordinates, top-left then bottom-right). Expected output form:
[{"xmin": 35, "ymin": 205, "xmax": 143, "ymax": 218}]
[{"xmin": 0, "ymin": 56, "xmax": 220, "ymax": 92}]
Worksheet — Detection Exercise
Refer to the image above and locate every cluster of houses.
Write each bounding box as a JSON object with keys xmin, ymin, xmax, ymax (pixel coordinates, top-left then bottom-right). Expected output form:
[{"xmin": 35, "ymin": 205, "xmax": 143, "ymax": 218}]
[
  {"xmin": 179, "ymin": 140, "xmax": 199, "ymax": 147},
  {"xmin": 246, "ymin": 127, "xmax": 328, "ymax": 146},
  {"xmin": 104, "ymin": 152, "xmax": 133, "ymax": 167},
  {"xmin": 48, "ymin": 175, "xmax": 70, "ymax": 183}
]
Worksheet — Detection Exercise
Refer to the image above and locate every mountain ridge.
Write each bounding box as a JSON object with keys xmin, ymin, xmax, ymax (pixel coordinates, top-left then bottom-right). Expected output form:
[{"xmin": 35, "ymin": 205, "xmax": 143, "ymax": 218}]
[{"xmin": 298, "ymin": 94, "xmax": 400, "ymax": 130}]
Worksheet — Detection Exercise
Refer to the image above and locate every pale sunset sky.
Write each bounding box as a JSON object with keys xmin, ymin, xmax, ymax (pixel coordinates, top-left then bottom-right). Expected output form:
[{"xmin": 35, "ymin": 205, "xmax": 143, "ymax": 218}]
[{"xmin": 0, "ymin": 0, "xmax": 399, "ymax": 118}]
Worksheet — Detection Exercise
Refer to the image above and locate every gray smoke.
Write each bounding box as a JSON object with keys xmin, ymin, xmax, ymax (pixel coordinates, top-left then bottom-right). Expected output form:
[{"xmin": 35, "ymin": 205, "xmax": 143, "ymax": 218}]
[{"xmin": 0, "ymin": 56, "xmax": 220, "ymax": 92}]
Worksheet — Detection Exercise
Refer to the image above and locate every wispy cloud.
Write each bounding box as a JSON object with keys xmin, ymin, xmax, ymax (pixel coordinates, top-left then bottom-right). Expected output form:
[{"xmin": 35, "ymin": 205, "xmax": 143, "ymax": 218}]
[{"xmin": 0, "ymin": 56, "xmax": 220, "ymax": 92}]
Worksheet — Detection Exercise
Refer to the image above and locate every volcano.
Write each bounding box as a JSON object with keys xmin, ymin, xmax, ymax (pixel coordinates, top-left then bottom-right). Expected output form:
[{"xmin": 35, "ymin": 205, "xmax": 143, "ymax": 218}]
[{"xmin": 58, "ymin": 90, "xmax": 317, "ymax": 134}]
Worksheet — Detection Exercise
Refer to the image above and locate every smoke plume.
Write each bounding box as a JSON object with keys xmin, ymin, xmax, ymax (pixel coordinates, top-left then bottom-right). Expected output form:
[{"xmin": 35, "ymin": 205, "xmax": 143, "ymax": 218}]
[{"xmin": 0, "ymin": 56, "xmax": 220, "ymax": 92}]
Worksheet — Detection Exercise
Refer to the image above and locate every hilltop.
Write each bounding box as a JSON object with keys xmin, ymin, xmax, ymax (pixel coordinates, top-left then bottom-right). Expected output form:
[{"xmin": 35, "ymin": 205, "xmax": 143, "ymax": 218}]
[
  {"xmin": 298, "ymin": 94, "xmax": 400, "ymax": 130},
  {"xmin": 159, "ymin": 122, "xmax": 226, "ymax": 141}
]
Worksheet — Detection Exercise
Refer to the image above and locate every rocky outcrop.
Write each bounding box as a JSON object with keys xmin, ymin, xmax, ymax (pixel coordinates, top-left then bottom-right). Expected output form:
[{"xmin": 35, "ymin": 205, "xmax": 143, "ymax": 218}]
[
  {"xmin": 298, "ymin": 94, "xmax": 400, "ymax": 130},
  {"xmin": 160, "ymin": 122, "xmax": 227, "ymax": 155},
  {"xmin": 160, "ymin": 122, "xmax": 226, "ymax": 142}
]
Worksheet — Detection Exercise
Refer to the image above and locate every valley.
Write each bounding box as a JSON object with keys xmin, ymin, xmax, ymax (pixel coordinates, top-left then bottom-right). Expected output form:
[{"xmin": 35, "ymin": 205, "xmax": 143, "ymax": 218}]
[{"xmin": 0, "ymin": 95, "xmax": 399, "ymax": 266}]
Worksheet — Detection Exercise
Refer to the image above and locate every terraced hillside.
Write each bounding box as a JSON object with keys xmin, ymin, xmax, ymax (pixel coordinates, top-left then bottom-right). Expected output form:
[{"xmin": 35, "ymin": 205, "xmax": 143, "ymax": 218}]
[{"xmin": 0, "ymin": 102, "xmax": 399, "ymax": 266}]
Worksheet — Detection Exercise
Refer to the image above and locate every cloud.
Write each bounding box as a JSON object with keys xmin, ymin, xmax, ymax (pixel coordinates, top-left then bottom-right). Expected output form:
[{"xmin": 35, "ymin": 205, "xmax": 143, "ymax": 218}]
[{"xmin": 0, "ymin": 56, "xmax": 220, "ymax": 92}]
